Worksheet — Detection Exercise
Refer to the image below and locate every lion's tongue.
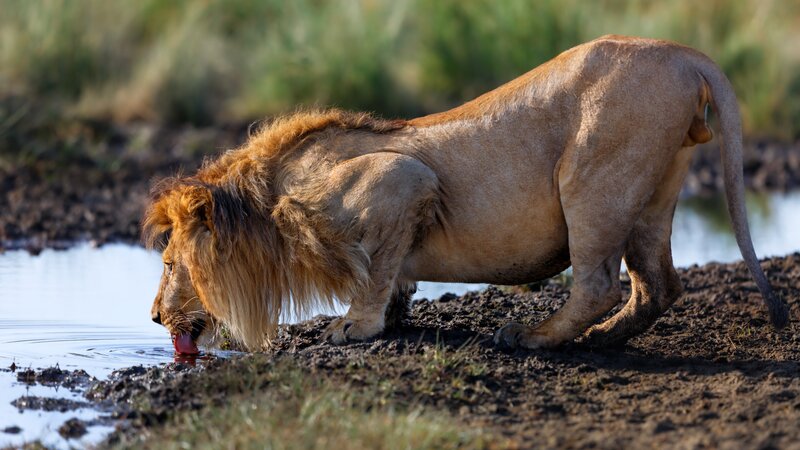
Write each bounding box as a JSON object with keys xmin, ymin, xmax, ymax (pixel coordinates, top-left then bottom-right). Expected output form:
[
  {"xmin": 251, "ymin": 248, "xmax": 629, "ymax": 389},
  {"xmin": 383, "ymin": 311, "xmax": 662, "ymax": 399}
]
[{"xmin": 173, "ymin": 333, "xmax": 199, "ymax": 355}]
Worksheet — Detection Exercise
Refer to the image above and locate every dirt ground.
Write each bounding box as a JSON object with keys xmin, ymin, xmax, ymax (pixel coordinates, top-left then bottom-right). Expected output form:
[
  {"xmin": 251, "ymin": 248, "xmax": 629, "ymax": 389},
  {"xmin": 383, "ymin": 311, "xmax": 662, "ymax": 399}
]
[{"xmin": 65, "ymin": 253, "xmax": 797, "ymax": 449}]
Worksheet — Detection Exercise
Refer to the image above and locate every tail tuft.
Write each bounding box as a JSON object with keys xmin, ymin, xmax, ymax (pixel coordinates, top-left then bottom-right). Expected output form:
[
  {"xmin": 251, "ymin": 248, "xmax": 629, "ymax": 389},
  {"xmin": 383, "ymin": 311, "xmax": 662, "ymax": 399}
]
[{"xmin": 767, "ymin": 292, "xmax": 790, "ymax": 329}]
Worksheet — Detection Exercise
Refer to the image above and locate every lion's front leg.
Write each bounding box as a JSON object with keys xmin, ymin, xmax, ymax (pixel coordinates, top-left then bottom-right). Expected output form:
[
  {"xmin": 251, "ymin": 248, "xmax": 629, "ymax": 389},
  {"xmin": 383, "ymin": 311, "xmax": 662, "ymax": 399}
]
[
  {"xmin": 322, "ymin": 282, "xmax": 394, "ymax": 344},
  {"xmin": 319, "ymin": 152, "xmax": 441, "ymax": 345},
  {"xmin": 324, "ymin": 280, "xmax": 416, "ymax": 343}
]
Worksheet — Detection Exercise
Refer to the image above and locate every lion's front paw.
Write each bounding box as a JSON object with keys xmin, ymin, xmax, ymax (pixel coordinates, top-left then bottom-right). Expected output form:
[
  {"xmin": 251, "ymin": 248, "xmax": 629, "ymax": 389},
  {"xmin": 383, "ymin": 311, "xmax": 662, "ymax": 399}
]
[
  {"xmin": 494, "ymin": 322, "xmax": 565, "ymax": 350},
  {"xmin": 322, "ymin": 317, "xmax": 384, "ymax": 345}
]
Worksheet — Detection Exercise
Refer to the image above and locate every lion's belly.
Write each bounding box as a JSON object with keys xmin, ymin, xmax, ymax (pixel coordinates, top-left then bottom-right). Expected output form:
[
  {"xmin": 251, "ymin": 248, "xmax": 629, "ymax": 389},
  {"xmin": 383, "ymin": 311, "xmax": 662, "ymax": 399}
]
[
  {"xmin": 397, "ymin": 105, "xmax": 574, "ymax": 284},
  {"xmin": 400, "ymin": 178, "xmax": 571, "ymax": 284}
]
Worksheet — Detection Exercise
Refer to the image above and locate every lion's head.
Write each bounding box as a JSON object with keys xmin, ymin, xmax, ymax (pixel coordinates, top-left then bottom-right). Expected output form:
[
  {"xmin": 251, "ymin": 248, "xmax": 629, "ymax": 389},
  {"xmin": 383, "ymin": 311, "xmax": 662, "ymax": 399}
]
[
  {"xmin": 142, "ymin": 178, "xmax": 281, "ymax": 353},
  {"xmin": 143, "ymin": 181, "xmax": 231, "ymax": 354}
]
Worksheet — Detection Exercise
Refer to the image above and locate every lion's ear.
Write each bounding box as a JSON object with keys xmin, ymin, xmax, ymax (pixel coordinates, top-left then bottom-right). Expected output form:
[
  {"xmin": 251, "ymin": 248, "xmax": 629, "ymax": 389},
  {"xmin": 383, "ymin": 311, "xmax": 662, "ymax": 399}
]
[
  {"xmin": 142, "ymin": 197, "xmax": 173, "ymax": 250},
  {"xmin": 183, "ymin": 186, "xmax": 215, "ymax": 232},
  {"xmin": 183, "ymin": 185, "xmax": 247, "ymax": 248}
]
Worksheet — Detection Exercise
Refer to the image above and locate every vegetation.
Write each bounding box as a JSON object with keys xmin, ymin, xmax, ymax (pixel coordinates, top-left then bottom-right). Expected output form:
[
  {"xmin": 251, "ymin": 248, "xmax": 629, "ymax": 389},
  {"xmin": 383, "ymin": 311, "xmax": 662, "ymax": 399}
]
[
  {"xmin": 111, "ymin": 352, "xmax": 497, "ymax": 450},
  {"xmin": 1, "ymin": 0, "xmax": 799, "ymax": 143}
]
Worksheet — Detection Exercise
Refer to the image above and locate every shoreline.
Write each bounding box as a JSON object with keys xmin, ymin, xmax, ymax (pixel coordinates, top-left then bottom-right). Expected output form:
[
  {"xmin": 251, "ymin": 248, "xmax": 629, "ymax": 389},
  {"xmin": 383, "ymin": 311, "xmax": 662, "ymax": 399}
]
[{"xmin": 4, "ymin": 253, "xmax": 799, "ymax": 448}]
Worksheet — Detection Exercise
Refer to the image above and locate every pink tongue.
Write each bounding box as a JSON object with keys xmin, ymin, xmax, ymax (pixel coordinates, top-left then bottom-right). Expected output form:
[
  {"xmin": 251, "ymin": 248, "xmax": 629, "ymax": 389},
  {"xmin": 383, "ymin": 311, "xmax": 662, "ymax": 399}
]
[{"xmin": 173, "ymin": 333, "xmax": 199, "ymax": 355}]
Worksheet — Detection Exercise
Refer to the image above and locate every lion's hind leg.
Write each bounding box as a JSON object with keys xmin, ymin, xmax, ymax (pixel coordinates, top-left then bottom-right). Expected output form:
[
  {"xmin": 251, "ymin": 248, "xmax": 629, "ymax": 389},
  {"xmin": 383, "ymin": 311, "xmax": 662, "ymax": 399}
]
[
  {"xmin": 582, "ymin": 222, "xmax": 683, "ymax": 347},
  {"xmin": 384, "ymin": 281, "xmax": 416, "ymax": 330},
  {"xmin": 494, "ymin": 241, "xmax": 625, "ymax": 349},
  {"xmin": 495, "ymin": 125, "xmax": 689, "ymax": 349},
  {"xmin": 583, "ymin": 147, "xmax": 693, "ymax": 347},
  {"xmin": 493, "ymin": 175, "xmax": 637, "ymax": 349},
  {"xmin": 321, "ymin": 153, "xmax": 440, "ymax": 344}
]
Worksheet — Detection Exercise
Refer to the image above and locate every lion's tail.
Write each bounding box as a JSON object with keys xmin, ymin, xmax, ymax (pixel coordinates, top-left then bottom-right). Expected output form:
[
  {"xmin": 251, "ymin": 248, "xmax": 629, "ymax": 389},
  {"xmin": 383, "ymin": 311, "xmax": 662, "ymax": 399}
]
[{"xmin": 696, "ymin": 57, "xmax": 789, "ymax": 329}]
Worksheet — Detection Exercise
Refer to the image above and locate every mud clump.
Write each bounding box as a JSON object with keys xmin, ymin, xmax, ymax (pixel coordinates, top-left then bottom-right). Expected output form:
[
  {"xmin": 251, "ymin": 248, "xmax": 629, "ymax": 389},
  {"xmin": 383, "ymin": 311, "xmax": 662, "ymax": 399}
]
[
  {"xmin": 88, "ymin": 253, "xmax": 800, "ymax": 449},
  {"xmin": 58, "ymin": 418, "xmax": 88, "ymax": 439},
  {"xmin": 12, "ymin": 396, "xmax": 89, "ymax": 413},
  {"xmin": 15, "ymin": 369, "xmax": 36, "ymax": 383},
  {"xmin": 14, "ymin": 367, "xmax": 96, "ymax": 390}
]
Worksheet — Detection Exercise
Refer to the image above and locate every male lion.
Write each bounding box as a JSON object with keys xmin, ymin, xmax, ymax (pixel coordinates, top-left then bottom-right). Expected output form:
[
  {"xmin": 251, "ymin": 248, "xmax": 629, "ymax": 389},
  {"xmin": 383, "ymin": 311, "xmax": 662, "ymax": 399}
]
[{"xmin": 144, "ymin": 35, "xmax": 789, "ymax": 354}]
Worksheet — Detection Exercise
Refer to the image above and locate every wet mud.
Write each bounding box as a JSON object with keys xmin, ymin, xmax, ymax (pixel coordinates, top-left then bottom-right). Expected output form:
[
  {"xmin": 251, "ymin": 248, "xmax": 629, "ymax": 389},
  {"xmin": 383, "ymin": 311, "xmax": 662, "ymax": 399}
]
[
  {"xmin": 13, "ymin": 367, "xmax": 95, "ymax": 389},
  {"xmin": 57, "ymin": 418, "xmax": 89, "ymax": 439},
  {"xmin": 11, "ymin": 396, "xmax": 89, "ymax": 413},
  {"xmin": 72, "ymin": 253, "xmax": 800, "ymax": 449}
]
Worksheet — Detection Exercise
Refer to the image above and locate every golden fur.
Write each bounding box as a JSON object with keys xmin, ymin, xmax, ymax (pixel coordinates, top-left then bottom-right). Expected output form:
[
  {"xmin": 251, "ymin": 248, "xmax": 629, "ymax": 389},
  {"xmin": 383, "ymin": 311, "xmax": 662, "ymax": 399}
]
[{"xmin": 146, "ymin": 36, "xmax": 788, "ymax": 352}]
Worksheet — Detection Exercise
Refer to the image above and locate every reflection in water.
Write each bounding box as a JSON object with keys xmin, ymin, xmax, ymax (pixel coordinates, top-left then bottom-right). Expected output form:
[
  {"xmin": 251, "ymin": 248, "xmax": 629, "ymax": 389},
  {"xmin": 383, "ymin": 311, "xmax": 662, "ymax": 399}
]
[
  {"xmin": 0, "ymin": 245, "xmax": 181, "ymax": 374},
  {"xmin": 0, "ymin": 191, "xmax": 799, "ymax": 447},
  {"xmin": 671, "ymin": 191, "xmax": 800, "ymax": 267},
  {"xmin": 679, "ymin": 193, "xmax": 771, "ymax": 235}
]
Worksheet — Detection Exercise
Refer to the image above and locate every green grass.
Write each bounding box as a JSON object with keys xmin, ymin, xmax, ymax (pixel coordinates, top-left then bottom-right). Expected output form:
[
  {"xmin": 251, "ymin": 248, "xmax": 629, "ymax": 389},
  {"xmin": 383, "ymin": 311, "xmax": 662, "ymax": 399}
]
[
  {"xmin": 1, "ymin": 0, "xmax": 798, "ymax": 139},
  {"xmin": 111, "ymin": 356, "xmax": 495, "ymax": 450}
]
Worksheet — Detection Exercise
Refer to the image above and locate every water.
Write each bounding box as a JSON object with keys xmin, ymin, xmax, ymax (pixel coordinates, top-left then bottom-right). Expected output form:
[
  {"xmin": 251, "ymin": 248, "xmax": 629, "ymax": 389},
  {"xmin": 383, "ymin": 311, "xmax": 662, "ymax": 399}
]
[
  {"xmin": 0, "ymin": 372, "xmax": 115, "ymax": 449},
  {"xmin": 1, "ymin": 191, "xmax": 799, "ymax": 447}
]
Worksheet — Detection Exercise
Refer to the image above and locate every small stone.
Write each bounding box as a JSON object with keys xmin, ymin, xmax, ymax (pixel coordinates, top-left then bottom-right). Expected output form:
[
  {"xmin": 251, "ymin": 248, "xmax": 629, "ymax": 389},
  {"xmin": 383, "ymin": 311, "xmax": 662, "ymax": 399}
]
[
  {"xmin": 651, "ymin": 419, "xmax": 676, "ymax": 434},
  {"xmin": 38, "ymin": 366, "xmax": 67, "ymax": 383},
  {"xmin": 3, "ymin": 426, "xmax": 22, "ymax": 434},
  {"xmin": 438, "ymin": 292, "xmax": 458, "ymax": 303}
]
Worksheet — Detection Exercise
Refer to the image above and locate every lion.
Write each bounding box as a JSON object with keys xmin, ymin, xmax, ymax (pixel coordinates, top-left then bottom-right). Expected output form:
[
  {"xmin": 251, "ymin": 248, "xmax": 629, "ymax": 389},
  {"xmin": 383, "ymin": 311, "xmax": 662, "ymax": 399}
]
[{"xmin": 144, "ymin": 35, "xmax": 789, "ymax": 354}]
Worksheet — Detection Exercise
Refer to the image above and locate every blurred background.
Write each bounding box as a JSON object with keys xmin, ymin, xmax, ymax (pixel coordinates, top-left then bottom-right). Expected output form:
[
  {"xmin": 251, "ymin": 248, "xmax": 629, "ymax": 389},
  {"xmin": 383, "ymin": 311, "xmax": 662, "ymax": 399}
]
[
  {"xmin": 2, "ymin": 4, "xmax": 799, "ymax": 446},
  {"xmin": 2, "ymin": 0, "xmax": 800, "ymax": 136},
  {"xmin": 1, "ymin": 0, "xmax": 799, "ymax": 247}
]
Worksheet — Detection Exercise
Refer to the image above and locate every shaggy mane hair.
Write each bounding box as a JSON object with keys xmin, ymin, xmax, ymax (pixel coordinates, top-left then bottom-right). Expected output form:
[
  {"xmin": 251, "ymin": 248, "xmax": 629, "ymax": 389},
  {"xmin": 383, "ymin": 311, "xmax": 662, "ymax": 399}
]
[{"xmin": 142, "ymin": 109, "xmax": 407, "ymax": 350}]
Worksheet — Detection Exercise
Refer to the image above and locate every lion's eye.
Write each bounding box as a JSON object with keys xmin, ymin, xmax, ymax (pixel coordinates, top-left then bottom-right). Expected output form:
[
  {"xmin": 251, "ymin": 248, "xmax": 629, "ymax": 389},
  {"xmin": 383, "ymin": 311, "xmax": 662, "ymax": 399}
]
[{"xmin": 165, "ymin": 262, "xmax": 174, "ymax": 274}]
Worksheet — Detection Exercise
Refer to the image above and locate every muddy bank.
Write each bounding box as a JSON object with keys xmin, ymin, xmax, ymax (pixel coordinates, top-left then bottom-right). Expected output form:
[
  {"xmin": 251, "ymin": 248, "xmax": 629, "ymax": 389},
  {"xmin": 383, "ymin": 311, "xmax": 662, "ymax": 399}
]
[
  {"xmin": 1, "ymin": 120, "xmax": 799, "ymax": 251},
  {"xmin": 0, "ymin": 121, "xmax": 246, "ymax": 252},
  {"xmin": 686, "ymin": 140, "xmax": 800, "ymax": 195},
  {"xmin": 63, "ymin": 253, "xmax": 798, "ymax": 449}
]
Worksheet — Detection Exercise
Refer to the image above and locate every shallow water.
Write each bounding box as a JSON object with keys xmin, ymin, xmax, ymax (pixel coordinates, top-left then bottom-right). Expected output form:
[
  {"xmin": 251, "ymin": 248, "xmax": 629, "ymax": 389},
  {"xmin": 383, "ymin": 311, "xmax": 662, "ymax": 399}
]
[
  {"xmin": 0, "ymin": 370, "xmax": 114, "ymax": 449},
  {"xmin": 671, "ymin": 191, "xmax": 800, "ymax": 267},
  {"xmin": 1, "ymin": 191, "xmax": 799, "ymax": 447}
]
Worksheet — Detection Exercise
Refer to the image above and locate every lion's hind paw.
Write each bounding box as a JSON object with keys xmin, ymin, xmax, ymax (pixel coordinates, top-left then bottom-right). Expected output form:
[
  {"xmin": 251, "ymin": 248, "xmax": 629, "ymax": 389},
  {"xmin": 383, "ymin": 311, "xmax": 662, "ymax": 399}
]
[
  {"xmin": 494, "ymin": 322, "xmax": 528, "ymax": 350},
  {"xmin": 494, "ymin": 322, "xmax": 566, "ymax": 350}
]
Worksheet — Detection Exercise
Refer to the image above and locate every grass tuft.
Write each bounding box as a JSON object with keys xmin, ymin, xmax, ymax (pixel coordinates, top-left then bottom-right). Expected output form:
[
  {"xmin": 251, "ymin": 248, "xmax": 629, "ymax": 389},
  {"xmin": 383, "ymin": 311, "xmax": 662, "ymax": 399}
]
[{"xmin": 113, "ymin": 358, "xmax": 493, "ymax": 450}]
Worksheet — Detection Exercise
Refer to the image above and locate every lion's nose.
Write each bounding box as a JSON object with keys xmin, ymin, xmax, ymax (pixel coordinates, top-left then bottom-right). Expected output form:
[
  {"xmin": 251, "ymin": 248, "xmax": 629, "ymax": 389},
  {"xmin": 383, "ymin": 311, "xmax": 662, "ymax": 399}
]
[{"xmin": 152, "ymin": 312, "xmax": 162, "ymax": 325}]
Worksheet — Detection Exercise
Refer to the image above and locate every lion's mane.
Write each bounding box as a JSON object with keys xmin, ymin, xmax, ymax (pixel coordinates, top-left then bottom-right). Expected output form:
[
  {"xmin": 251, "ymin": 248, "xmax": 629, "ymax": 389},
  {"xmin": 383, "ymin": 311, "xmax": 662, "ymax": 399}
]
[{"xmin": 142, "ymin": 109, "xmax": 406, "ymax": 349}]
